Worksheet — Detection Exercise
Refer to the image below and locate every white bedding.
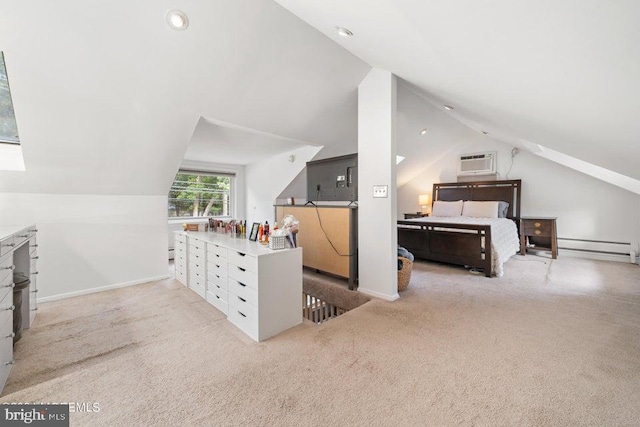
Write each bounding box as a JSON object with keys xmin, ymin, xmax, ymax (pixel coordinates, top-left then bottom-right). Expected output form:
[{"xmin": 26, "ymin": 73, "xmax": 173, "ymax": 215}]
[{"xmin": 405, "ymin": 216, "xmax": 520, "ymax": 277}]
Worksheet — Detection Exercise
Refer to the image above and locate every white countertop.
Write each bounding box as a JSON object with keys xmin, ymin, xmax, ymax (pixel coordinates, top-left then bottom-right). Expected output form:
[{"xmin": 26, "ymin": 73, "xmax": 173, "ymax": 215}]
[
  {"xmin": 176, "ymin": 231, "xmax": 300, "ymax": 257},
  {"xmin": 0, "ymin": 225, "xmax": 33, "ymax": 240}
]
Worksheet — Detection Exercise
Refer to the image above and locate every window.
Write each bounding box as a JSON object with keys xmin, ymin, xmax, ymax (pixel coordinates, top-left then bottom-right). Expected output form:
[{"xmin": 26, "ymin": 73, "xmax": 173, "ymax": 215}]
[
  {"xmin": 168, "ymin": 170, "xmax": 233, "ymax": 218},
  {"xmin": 0, "ymin": 52, "xmax": 20, "ymax": 145}
]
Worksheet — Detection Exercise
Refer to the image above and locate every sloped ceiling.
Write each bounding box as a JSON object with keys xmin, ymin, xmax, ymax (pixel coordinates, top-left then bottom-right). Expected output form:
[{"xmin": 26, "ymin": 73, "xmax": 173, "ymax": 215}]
[
  {"xmin": 184, "ymin": 118, "xmax": 319, "ymax": 166},
  {"xmin": 275, "ymin": 0, "xmax": 640, "ymax": 184},
  {"xmin": 0, "ymin": 0, "xmax": 370, "ymax": 194}
]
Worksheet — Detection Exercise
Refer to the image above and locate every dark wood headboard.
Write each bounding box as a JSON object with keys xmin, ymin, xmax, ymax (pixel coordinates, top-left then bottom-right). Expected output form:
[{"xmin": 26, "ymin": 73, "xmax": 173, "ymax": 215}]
[{"xmin": 433, "ymin": 179, "xmax": 522, "ymax": 221}]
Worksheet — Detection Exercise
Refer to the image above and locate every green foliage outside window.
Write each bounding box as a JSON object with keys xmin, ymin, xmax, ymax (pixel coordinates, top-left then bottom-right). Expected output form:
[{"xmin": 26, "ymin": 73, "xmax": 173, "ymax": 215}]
[{"xmin": 168, "ymin": 172, "xmax": 231, "ymax": 218}]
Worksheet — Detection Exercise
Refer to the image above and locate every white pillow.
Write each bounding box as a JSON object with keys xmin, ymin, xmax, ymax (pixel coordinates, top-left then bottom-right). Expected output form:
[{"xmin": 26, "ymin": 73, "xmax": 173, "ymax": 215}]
[
  {"xmin": 431, "ymin": 200, "xmax": 463, "ymax": 217},
  {"xmin": 462, "ymin": 201, "xmax": 499, "ymax": 218}
]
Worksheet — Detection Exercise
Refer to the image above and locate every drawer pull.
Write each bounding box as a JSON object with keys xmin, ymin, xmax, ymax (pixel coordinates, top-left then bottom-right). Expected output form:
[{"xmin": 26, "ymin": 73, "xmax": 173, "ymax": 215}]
[
  {"xmin": 237, "ymin": 296, "xmax": 246, "ymax": 303},
  {"xmin": 535, "ymin": 230, "xmax": 541, "ymax": 235},
  {"xmin": 31, "ymin": 244, "xmax": 39, "ymax": 248},
  {"xmin": 534, "ymin": 222, "xmax": 541, "ymax": 227},
  {"xmin": 216, "ymin": 295, "xmax": 220, "ymax": 299},
  {"xmin": 18, "ymin": 234, "xmax": 29, "ymax": 238},
  {"xmin": 237, "ymin": 281, "xmax": 246, "ymax": 287},
  {"xmin": 4, "ymin": 360, "xmax": 14, "ymax": 366},
  {"xmin": 5, "ymin": 305, "xmax": 15, "ymax": 311},
  {"xmin": 2, "ymin": 265, "xmax": 15, "ymax": 271},
  {"xmin": 32, "ymin": 256, "xmax": 40, "ymax": 260},
  {"xmin": 236, "ymin": 252, "xmax": 246, "ymax": 257},
  {"xmin": 31, "ymin": 289, "xmax": 38, "ymax": 293},
  {"xmin": 32, "ymin": 271, "xmax": 39, "ymax": 275},
  {"xmin": 5, "ymin": 332, "xmax": 15, "ymax": 339},
  {"xmin": 237, "ymin": 266, "xmax": 246, "ymax": 272},
  {"xmin": 31, "ymin": 229, "xmax": 39, "ymax": 232},
  {"xmin": 32, "ymin": 308, "xmax": 38, "ymax": 311},
  {"xmin": 238, "ymin": 310, "xmax": 247, "ymax": 318},
  {"xmin": 3, "ymin": 283, "xmax": 15, "ymax": 289},
  {"xmin": 2, "ymin": 243, "xmax": 15, "ymax": 248}
]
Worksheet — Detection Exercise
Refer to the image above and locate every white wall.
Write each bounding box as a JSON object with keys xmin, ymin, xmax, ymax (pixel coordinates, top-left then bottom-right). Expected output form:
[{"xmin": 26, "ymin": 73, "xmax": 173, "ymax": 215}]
[
  {"xmin": 358, "ymin": 69, "xmax": 399, "ymax": 301},
  {"xmin": 245, "ymin": 145, "xmax": 322, "ymax": 227},
  {"xmin": 0, "ymin": 193, "xmax": 169, "ymax": 300}
]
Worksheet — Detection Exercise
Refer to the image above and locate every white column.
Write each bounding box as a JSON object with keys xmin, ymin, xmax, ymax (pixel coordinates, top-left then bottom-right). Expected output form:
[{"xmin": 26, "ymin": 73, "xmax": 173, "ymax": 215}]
[{"xmin": 357, "ymin": 69, "xmax": 398, "ymax": 301}]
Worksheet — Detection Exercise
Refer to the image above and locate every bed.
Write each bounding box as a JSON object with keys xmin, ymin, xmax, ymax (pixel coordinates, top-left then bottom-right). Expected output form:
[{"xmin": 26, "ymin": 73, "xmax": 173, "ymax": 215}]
[{"xmin": 397, "ymin": 180, "xmax": 522, "ymax": 277}]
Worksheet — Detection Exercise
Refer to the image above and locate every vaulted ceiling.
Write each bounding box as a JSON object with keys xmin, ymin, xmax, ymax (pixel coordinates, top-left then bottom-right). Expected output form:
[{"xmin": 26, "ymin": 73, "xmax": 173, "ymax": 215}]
[
  {"xmin": 276, "ymin": 0, "xmax": 640, "ymax": 187},
  {"xmin": 1, "ymin": 0, "xmax": 638, "ymax": 195},
  {"xmin": 0, "ymin": 0, "xmax": 369, "ymax": 194}
]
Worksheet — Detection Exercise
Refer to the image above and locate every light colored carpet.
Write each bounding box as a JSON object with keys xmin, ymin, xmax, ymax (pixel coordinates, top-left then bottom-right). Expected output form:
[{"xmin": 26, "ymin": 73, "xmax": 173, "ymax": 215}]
[{"xmin": 2, "ymin": 255, "xmax": 640, "ymax": 426}]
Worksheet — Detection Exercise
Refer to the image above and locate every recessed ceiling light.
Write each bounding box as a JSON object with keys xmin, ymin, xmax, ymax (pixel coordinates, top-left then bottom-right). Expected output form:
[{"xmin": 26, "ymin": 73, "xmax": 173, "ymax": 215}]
[
  {"xmin": 420, "ymin": 128, "xmax": 428, "ymax": 135},
  {"xmin": 167, "ymin": 9, "xmax": 189, "ymax": 31},
  {"xmin": 444, "ymin": 105, "xmax": 454, "ymax": 111},
  {"xmin": 336, "ymin": 27, "xmax": 353, "ymax": 37}
]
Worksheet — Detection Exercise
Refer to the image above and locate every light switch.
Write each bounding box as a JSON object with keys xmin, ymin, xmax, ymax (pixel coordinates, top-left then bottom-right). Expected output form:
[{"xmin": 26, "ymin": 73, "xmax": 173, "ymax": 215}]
[{"xmin": 373, "ymin": 185, "xmax": 388, "ymax": 198}]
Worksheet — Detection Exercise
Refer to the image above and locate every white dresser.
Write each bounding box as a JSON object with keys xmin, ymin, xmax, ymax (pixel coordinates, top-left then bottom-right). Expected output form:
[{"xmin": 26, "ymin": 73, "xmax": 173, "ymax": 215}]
[
  {"xmin": 0, "ymin": 224, "xmax": 39, "ymax": 392},
  {"xmin": 175, "ymin": 231, "xmax": 302, "ymax": 342},
  {"xmin": 174, "ymin": 232, "xmax": 188, "ymax": 286}
]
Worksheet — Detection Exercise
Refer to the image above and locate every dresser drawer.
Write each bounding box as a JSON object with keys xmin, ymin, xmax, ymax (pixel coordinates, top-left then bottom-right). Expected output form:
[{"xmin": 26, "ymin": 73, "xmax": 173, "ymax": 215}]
[
  {"xmin": 207, "ymin": 243, "xmax": 227, "ymax": 259},
  {"xmin": 189, "ymin": 263, "xmax": 206, "ymax": 284},
  {"xmin": 29, "ymin": 237, "xmax": 38, "ymax": 255},
  {"xmin": 189, "ymin": 279, "xmax": 206, "ymax": 298},
  {"xmin": 228, "ymin": 266, "xmax": 258, "ymax": 291},
  {"xmin": 29, "ymin": 235, "xmax": 38, "ymax": 253},
  {"xmin": 188, "ymin": 247, "xmax": 205, "ymax": 264},
  {"xmin": 206, "ymin": 288, "xmax": 228, "ymax": 305},
  {"xmin": 207, "ymin": 289, "xmax": 228, "ymax": 315},
  {"xmin": 0, "ymin": 237, "xmax": 14, "ymax": 259},
  {"xmin": 207, "ymin": 261, "xmax": 228, "ymax": 278},
  {"xmin": 189, "ymin": 259, "xmax": 205, "ymax": 275},
  {"xmin": 175, "ymin": 270, "xmax": 187, "ymax": 286},
  {"xmin": 0, "ymin": 311, "xmax": 14, "ymax": 371},
  {"xmin": 207, "ymin": 271, "xmax": 228, "ymax": 291},
  {"xmin": 188, "ymin": 239, "xmax": 206, "ymax": 253},
  {"xmin": 13, "ymin": 230, "xmax": 31, "ymax": 249},
  {"xmin": 0, "ymin": 283, "xmax": 12, "ymax": 310},
  {"xmin": 0, "ymin": 256, "xmax": 14, "ymax": 289},
  {"xmin": 523, "ymin": 220, "xmax": 552, "ymax": 236},
  {"xmin": 228, "ymin": 279, "xmax": 258, "ymax": 307},
  {"xmin": 228, "ymin": 296, "xmax": 258, "ymax": 339},
  {"xmin": 228, "ymin": 250, "xmax": 258, "ymax": 273}
]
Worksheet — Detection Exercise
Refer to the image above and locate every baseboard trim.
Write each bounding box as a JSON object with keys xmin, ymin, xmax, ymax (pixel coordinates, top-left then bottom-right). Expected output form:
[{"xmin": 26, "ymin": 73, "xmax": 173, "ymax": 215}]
[
  {"xmin": 38, "ymin": 274, "xmax": 172, "ymax": 303},
  {"xmin": 358, "ymin": 288, "xmax": 400, "ymax": 302}
]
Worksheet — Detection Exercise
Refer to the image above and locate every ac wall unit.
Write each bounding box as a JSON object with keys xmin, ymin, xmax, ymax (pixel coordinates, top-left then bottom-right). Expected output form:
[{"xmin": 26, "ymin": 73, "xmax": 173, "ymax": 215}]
[{"xmin": 458, "ymin": 151, "xmax": 496, "ymax": 176}]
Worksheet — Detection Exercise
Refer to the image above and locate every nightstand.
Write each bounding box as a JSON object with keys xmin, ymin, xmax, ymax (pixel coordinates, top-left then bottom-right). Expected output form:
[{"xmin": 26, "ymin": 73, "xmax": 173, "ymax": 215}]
[
  {"xmin": 520, "ymin": 217, "xmax": 558, "ymax": 259},
  {"xmin": 404, "ymin": 213, "xmax": 429, "ymax": 219}
]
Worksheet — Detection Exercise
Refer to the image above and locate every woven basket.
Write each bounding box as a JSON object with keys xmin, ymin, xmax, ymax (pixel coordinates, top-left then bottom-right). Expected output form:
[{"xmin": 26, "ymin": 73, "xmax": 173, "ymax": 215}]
[{"xmin": 397, "ymin": 256, "xmax": 413, "ymax": 292}]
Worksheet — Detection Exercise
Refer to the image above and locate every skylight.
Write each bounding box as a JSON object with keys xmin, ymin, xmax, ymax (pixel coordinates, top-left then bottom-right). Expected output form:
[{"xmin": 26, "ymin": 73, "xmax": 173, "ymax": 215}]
[{"xmin": 0, "ymin": 52, "xmax": 20, "ymax": 145}]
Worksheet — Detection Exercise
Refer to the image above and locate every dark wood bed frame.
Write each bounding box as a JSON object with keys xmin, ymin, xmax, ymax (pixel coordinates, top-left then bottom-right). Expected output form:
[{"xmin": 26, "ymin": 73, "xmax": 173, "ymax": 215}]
[{"xmin": 397, "ymin": 179, "xmax": 521, "ymax": 277}]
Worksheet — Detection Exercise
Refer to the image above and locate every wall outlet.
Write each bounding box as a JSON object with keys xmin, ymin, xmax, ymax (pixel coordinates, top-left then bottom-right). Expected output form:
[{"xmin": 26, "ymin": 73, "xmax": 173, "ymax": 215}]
[{"xmin": 373, "ymin": 185, "xmax": 388, "ymax": 198}]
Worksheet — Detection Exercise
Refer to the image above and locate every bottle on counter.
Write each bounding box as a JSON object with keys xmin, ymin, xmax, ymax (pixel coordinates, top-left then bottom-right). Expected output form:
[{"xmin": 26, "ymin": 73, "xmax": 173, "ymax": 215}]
[
  {"xmin": 258, "ymin": 223, "xmax": 264, "ymax": 242},
  {"xmin": 264, "ymin": 220, "xmax": 270, "ymax": 237}
]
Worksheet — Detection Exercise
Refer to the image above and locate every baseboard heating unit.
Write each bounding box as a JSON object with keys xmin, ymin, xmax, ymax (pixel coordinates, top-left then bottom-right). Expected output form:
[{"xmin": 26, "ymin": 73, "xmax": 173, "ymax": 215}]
[{"xmin": 558, "ymin": 237, "xmax": 637, "ymax": 264}]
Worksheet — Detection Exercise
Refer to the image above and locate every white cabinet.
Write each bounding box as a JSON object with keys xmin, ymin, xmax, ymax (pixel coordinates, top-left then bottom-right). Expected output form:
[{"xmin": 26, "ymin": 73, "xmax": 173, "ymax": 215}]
[
  {"xmin": 174, "ymin": 233, "xmax": 188, "ymax": 286},
  {"xmin": 0, "ymin": 224, "xmax": 38, "ymax": 393},
  {"xmin": 176, "ymin": 231, "xmax": 302, "ymax": 342}
]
